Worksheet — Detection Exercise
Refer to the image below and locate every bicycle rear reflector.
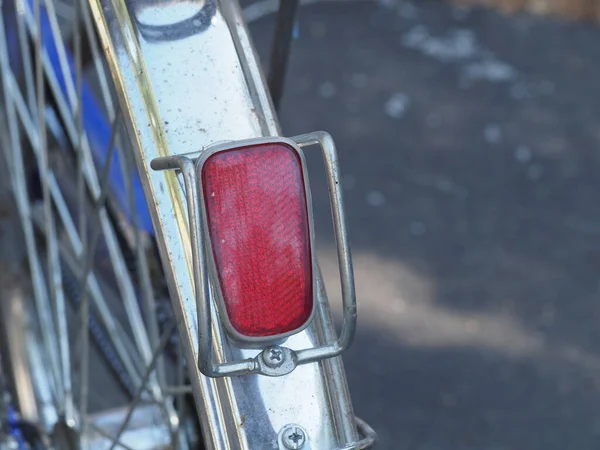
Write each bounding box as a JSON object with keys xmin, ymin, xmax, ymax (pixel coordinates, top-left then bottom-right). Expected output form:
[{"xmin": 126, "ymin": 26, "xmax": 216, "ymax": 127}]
[
  {"xmin": 200, "ymin": 142, "xmax": 314, "ymax": 340},
  {"xmin": 152, "ymin": 132, "xmax": 356, "ymax": 376}
]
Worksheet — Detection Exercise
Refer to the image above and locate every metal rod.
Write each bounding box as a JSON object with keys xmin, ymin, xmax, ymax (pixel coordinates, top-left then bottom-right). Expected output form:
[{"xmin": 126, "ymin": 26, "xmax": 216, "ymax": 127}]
[
  {"xmin": 82, "ymin": 2, "xmax": 115, "ymax": 114},
  {"xmin": 166, "ymin": 385, "xmax": 193, "ymax": 396},
  {"xmin": 314, "ymin": 268, "xmax": 358, "ymax": 445},
  {"xmin": 38, "ymin": 0, "xmax": 74, "ymax": 417},
  {"xmin": 76, "ymin": 109, "xmax": 122, "ymax": 434},
  {"xmin": 150, "ymin": 157, "xmax": 214, "ymax": 376},
  {"xmin": 16, "ymin": 0, "xmax": 37, "ymax": 115},
  {"xmin": 86, "ymin": 422, "xmax": 137, "ymax": 450},
  {"xmin": 73, "ymin": 0, "xmax": 91, "ymax": 432},
  {"xmin": 293, "ymin": 131, "xmax": 357, "ymax": 351},
  {"xmin": 108, "ymin": 321, "xmax": 176, "ymax": 450},
  {"xmin": 267, "ymin": 0, "xmax": 299, "ymax": 111}
]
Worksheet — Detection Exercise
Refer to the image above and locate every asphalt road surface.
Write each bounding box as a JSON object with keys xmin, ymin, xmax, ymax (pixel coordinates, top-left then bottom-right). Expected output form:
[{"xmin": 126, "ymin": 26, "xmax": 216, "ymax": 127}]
[{"xmin": 248, "ymin": 2, "xmax": 600, "ymax": 449}]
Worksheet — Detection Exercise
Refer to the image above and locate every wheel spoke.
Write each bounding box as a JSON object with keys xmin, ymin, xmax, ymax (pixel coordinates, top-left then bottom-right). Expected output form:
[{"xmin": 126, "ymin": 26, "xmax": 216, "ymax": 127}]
[
  {"xmin": 108, "ymin": 320, "xmax": 176, "ymax": 450},
  {"xmin": 75, "ymin": 108, "xmax": 121, "ymax": 433},
  {"xmin": 16, "ymin": 1, "xmax": 37, "ymax": 115},
  {"xmin": 36, "ymin": 0, "xmax": 74, "ymax": 421},
  {"xmin": 165, "ymin": 385, "xmax": 193, "ymax": 396},
  {"xmin": 73, "ymin": 0, "xmax": 90, "ymax": 428},
  {"xmin": 86, "ymin": 423, "xmax": 137, "ymax": 450},
  {"xmin": 117, "ymin": 119, "xmax": 165, "ymax": 391}
]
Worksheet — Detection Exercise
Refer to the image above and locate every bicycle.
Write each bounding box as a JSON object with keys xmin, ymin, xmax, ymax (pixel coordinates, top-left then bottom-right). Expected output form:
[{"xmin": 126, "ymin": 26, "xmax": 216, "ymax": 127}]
[{"xmin": 0, "ymin": 0, "xmax": 377, "ymax": 447}]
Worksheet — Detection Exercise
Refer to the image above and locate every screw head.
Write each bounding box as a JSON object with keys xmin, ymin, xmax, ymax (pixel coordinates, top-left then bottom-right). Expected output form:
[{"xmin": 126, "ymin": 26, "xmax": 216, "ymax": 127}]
[
  {"xmin": 262, "ymin": 345, "xmax": 284, "ymax": 368},
  {"xmin": 281, "ymin": 425, "xmax": 306, "ymax": 449}
]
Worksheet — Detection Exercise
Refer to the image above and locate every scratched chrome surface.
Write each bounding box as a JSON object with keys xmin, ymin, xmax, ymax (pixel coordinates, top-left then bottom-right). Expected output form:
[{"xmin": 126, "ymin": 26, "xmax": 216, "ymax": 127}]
[{"xmin": 87, "ymin": 0, "xmax": 360, "ymax": 447}]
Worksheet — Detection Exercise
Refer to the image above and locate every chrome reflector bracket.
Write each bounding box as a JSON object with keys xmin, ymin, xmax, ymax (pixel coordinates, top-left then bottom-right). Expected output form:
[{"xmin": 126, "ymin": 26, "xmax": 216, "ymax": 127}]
[{"xmin": 151, "ymin": 131, "xmax": 357, "ymax": 378}]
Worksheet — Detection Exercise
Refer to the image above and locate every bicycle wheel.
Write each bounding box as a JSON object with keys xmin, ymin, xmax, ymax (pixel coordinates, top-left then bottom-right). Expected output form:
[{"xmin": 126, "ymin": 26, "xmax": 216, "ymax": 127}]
[{"xmin": 0, "ymin": 0, "xmax": 198, "ymax": 447}]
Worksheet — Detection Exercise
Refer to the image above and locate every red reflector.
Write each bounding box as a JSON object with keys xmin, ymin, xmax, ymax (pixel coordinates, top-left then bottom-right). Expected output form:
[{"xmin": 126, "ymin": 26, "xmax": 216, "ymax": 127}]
[{"xmin": 201, "ymin": 142, "xmax": 313, "ymax": 338}]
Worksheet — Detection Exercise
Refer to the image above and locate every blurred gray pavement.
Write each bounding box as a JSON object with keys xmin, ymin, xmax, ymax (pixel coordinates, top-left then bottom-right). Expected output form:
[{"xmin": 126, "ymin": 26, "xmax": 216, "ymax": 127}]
[{"xmin": 248, "ymin": 2, "xmax": 600, "ymax": 448}]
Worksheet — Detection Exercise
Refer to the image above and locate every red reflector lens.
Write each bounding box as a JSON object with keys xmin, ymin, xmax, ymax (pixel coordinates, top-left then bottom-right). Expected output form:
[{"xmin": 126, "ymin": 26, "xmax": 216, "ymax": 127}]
[{"xmin": 201, "ymin": 142, "xmax": 313, "ymax": 338}]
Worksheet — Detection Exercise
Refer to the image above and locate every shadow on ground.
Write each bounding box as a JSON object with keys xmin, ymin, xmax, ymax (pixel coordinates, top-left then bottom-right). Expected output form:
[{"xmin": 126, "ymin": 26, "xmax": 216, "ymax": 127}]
[{"xmin": 248, "ymin": 1, "xmax": 600, "ymax": 448}]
